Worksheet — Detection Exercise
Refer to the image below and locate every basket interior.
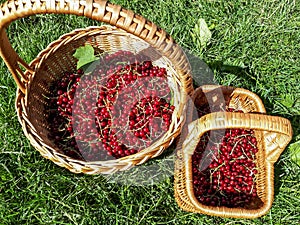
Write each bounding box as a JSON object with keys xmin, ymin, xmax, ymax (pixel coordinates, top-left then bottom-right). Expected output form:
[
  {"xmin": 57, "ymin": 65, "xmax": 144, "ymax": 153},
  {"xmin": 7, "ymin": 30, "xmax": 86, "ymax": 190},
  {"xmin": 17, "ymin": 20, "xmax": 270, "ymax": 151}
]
[{"xmin": 21, "ymin": 27, "xmax": 184, "ymax": 162}]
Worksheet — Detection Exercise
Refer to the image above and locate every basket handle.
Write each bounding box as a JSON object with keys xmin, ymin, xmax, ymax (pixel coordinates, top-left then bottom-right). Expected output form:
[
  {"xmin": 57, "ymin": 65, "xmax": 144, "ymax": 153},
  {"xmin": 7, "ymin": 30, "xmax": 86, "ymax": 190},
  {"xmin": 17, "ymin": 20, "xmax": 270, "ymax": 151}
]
[
  {"xmin": 0, "ymin": 0, "xmax": 192, "ymax": 94},
  {"xmin": 184, "ymin": 112, "xmax": 293, "ymax": 163}
]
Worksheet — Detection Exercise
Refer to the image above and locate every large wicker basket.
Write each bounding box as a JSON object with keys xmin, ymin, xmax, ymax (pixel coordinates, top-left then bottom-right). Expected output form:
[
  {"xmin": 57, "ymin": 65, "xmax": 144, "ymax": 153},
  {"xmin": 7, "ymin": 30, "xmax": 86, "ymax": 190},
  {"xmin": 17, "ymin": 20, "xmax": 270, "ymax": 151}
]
[
  {"xmin": 174, "ymin": 85, "xmax": 293, "ymax": 218},
  {"xmin": 0, "ymin": 0, "xmax": 193, "ymax": 174}
]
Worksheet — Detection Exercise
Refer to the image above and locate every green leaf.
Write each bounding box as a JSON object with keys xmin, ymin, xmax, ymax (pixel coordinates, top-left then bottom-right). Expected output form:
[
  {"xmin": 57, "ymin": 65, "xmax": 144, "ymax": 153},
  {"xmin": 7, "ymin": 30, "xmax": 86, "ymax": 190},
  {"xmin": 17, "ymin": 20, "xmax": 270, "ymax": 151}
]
[
  {"xmin": 191, "ymin": 18, "xmax": 212, "ymax": 48},
  {"xmin": 73, "ymin": 45, "xmax": 99, "ymax": 70},
  {"xmin": 289, "ymin": 140, "xmax": 300, "ymax": 166},
  {"xmin": 279, "ymin": 93, "xmax": 295, "ymax": 108}
]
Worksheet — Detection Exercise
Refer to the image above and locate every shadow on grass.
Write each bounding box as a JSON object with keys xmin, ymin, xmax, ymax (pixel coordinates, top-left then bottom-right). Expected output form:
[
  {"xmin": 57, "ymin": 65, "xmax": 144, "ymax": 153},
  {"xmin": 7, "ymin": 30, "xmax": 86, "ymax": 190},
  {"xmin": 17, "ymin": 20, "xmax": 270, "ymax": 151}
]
[
  {"xmin": 288, "ymin": 115, "xmax": 300, "ymax": 139},
  {"xmin": 204, "ymin": 60, "xmax": 275, "ymax": 110},
  {"xmin": 207, "ymin": 60, "xmax": 258, "ymax": 86}
]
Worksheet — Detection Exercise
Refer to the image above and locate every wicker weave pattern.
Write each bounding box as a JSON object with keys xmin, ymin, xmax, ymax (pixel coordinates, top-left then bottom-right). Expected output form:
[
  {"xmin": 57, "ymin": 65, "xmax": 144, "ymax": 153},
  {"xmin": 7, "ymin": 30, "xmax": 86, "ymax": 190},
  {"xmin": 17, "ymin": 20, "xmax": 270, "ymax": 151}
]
[
  {"xmin": 174, "ymin": 86, "xmax": 293, "ymax": 218},
  {"xmin": 0, "ymin": 0, "xmax": 193, "ymax": 174}
]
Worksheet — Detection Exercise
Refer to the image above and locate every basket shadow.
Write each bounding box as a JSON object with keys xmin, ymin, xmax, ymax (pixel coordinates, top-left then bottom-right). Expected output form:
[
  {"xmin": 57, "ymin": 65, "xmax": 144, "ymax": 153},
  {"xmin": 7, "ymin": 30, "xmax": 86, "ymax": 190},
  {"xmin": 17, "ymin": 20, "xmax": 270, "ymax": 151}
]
[
  {"xmin": 207, "ymin": 60, "xmax": 258, "ymax": 87},
  {"xmin": 198, "ymin": 60, "xmax": 278, "ymax": 110},
  {"xmin": 289, "ymin": 115, "xmax": 300, "ymax": 138},
  {"xmin": 183, "ymin": 50, "xmax": 215, "ymax": 88}
]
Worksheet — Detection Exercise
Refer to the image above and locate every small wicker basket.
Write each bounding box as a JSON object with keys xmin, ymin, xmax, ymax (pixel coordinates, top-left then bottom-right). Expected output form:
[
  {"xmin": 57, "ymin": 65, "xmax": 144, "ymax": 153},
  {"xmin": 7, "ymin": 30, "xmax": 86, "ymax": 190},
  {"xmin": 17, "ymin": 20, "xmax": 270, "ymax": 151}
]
[
  {"xmin": 0, "ymin": 0, "xmax": 193, "ymax": 174},
  {"xmin": 174, "ymin": 85, "xmax": 293, "ymax": 219}
]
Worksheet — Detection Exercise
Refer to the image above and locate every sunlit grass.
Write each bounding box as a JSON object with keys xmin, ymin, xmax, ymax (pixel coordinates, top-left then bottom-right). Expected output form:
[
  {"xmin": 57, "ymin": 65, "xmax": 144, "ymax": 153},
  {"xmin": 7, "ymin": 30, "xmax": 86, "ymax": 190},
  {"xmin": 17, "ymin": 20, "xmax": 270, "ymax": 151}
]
[{"xmin": 0, "ymin": 0, "xmax": 299, "ymax": 224}]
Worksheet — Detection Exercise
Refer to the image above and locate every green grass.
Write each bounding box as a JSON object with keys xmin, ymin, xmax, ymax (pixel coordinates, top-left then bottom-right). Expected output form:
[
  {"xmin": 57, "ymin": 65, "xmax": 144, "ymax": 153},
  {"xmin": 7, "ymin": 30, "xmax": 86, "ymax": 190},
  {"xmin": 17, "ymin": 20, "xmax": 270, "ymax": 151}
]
[{"xmin": 0, "ymin": 0, "xmax": 300, "ymax": 224}]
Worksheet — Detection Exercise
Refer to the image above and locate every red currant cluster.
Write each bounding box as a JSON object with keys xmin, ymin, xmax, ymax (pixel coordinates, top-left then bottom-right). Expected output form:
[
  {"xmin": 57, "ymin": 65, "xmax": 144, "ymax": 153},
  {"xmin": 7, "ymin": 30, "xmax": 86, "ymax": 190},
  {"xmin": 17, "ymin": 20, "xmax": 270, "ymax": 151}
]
[
  {"xmin": 192, "ymin": 107, "xmax": 261, "ymax": 208},
  {"xmin": 128, "ymin": 96, "xmax": 175, "ymax": 139},
  {"xmin": 47, "ymin": 50, "xmax": 174, "ymax": 161},
  {"xmin": 48, "ymin": 70, "xmax": 84, "ymax": 159}
]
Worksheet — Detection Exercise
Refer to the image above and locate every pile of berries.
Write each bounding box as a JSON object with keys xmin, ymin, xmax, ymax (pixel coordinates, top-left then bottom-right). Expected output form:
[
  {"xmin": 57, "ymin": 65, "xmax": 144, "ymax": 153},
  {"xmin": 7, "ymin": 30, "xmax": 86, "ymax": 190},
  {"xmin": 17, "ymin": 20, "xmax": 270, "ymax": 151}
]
[
  {"xmin": 47, "ymin": 51, "xmax": 175, "ymax": 161},
  {"xmin": 192, "ymin": 106, "xmax": 262, "ymax": 208}
]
